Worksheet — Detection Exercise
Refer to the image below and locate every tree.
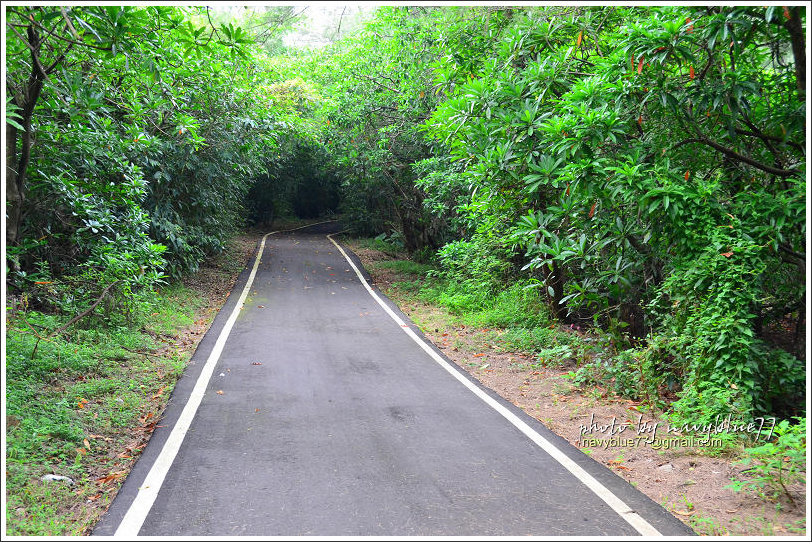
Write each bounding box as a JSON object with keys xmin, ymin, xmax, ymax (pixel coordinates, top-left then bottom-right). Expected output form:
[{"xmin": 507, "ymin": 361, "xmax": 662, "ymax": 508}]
[
  {"xmin": 426, "ymin": 5, "xmax": 805, "ymax": 417},
  {"xmin": 5, "ymin": 6, "xmax": 276, "ymax": 304}
]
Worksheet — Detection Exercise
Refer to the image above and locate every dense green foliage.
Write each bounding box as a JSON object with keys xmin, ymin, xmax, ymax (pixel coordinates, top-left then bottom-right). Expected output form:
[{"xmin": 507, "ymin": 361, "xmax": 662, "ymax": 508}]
[
  {"xmin": 5, "ymin": 6, "xmax": 334, "ymax": 307},
  {"xmin": 5, "ymin": 5, "xmax": 806, "ymax": 441},
  {"xmin": 304, "ymin": 5, "xmax": 806, "ymax": 422}
]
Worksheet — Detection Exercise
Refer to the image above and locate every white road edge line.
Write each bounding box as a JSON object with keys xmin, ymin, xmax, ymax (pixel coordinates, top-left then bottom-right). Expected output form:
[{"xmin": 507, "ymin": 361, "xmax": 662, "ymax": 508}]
[
  {"xmin": 113, "ymin": 220, "xmax": 335, "ymax": 537},
  {"xmin": 327, "ymin": 233, "xmax": 663, "ymax": 538}
]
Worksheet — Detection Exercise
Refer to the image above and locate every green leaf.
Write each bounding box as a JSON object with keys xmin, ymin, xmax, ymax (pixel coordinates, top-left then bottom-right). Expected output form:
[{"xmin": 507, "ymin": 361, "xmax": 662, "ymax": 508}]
[{"xmin": 6, "ymin": 117, "xmax": 24, "ymax": 130}]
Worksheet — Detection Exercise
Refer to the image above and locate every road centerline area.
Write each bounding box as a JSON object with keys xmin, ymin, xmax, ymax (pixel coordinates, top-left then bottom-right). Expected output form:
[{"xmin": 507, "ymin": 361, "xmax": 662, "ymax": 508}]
[{"xmin": 95, "ymin": 222, "xmax": 694, "ymax": 537}]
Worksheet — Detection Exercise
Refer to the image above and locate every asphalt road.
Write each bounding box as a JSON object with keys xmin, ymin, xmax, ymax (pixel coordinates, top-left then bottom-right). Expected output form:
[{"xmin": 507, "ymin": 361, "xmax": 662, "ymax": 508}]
[{"xmin": 94, "ymin": 221, "xmax": 694, "ymax": 537}]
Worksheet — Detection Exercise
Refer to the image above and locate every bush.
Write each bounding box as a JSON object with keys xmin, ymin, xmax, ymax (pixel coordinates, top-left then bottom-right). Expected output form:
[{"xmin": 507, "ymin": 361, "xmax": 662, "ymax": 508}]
[
  {"xmin": 431, "ymin": 233, "xmax": 513, "ymax": 298},
  {"xmin": 726, "ymin": 417, "xmax": 806, "ymax": 504}
]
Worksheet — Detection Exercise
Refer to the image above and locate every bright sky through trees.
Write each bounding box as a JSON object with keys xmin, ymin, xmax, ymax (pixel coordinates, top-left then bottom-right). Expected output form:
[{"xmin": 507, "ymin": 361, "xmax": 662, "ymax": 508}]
[{"xmin": 210, "ymin": 3, "xmax": 379, "ymax": 48}]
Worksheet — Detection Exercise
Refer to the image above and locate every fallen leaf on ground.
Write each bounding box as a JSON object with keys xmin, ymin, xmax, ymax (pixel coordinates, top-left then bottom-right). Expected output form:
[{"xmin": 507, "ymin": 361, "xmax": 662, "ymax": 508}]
[
  {"xmin": 96, "ymin": 472, "xmax": 125, "ymax": 485},
  {"xmin": 136, "ymin": 421, "xmax": 158, "ymax": 433},
  {"xmin": 137, "ymin": 412, "xmax": 154, "ymax": 424}
]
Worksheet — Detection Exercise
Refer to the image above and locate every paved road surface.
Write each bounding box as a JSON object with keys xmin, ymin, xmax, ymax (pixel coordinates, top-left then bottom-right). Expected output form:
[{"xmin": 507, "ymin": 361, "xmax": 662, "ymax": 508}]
[{"xmin": 94, "ymin": 222, "xmax": 694, "ymax": 537}]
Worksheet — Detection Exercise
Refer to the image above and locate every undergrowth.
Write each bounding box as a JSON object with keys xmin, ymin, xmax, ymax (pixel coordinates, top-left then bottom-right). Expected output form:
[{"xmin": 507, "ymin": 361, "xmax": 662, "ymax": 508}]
[{"xmin": 5, "ymin": 283, "xmax": 203, "ymax": 536}]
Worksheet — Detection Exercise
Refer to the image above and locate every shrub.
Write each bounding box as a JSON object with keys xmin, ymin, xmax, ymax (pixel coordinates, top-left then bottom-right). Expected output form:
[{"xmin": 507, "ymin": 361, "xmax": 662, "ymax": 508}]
[{"xmin": 726, "ymin": 417, "xmax": 806, "ymax": 505}]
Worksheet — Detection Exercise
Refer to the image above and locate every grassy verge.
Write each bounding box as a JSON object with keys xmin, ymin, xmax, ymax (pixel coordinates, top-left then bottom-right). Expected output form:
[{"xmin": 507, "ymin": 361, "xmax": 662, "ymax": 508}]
[
  {"xmin": 356, "ymin": 238, "xmax": 587, "ymax": 366},
  {"xmin": 4, "ymin": 233, "xmax": 260, "ymax": 536}
]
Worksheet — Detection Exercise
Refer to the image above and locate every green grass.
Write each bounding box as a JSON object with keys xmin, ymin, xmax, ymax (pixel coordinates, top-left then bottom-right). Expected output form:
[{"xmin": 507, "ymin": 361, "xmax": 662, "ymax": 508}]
[
  {"xmin": 4, "ymin": 284, "xmax": 204, "ymax": 535},
  {"xmin": 487, "ymin": 327, "xmax": 582, "ymax": 360},
  {"xmin": 351, "ymin": 236, "xmax": 405, "ymax": 257},
  {"xmin": 369, "ymin": 259, "xmax": 434, "ymax": 276},
  {"xmin": 417, "ymin": 280, "xmax": 550, "ymax": 327},
  {"xmin": 5, "ymin": 472, "xmax": 88, "ymax": 536},
  {"xmin": 375, "ymin": 258, "xmax": 583, "ymax": 368},
  {"xmin": 147, "ymin": 283, "xmax": 205, "ymax": 335}
]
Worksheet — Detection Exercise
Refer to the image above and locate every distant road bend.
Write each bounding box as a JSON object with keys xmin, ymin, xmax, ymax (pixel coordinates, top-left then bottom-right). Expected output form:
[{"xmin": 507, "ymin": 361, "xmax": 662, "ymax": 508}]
[{"xmin": 93, "ymin": 221, "xmax": 694, "ymax": 537}]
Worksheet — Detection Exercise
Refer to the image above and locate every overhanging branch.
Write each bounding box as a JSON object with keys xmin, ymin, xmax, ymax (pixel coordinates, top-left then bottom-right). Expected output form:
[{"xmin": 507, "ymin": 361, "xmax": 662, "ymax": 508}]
[
  {"xmin": 673, "ymin": 133, "xmax": 799, "ymax": 178},
  {"xmin": 697, "ymin": 136, "xmax": 798, "ymax": 178}
]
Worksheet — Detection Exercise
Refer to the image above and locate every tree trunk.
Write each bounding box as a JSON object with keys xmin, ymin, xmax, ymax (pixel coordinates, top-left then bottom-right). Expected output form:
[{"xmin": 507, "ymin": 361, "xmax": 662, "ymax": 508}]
[
  {"xmin": 5, "ymin": 123, "xmax": 22, "ymax": 249},
  {"xmin": 785, "ymin": 7, "xmax": 806, "ymax": 98},
  {"xmin": 542, "ymin": 261, "xmax": 567, "ymax": 320},
  {"xmin": 6, "ymin": 24, "xmax": 46, "ymax": 251}
]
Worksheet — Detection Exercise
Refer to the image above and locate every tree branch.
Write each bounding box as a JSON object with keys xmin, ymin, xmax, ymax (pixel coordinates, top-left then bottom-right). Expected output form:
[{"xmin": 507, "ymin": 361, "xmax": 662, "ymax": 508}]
[
  {"xmin": 352, "ymin": 71, "xmax": 400, "ymax": 94},
  {"xmin": 696, "ymin": 135, "xmax": 798, "ymax": 178},
  {"xmin": 679, "ymin": 120, "xmax": 800, "ymax": 178},
  {"xmin": 734, "ymin": 128, "xmax": 803, "ymax": 152},
  {"xmin": 59, "ymin": 7, "xmax": 80, "ymax": 40},
  {"xmin": 670, "ymin": 138, "xmax": 706, "ymax": 151},
  {"xmin": 206, "ymin": 7, "xmax": 222, "ymax": 42},
  {"xmin": 47, "ymin": 280, "xmax": 121, "ymax": 338},
  {"xmin": 778, "ymin": 242, "xmax": 804, "ymax": 266},
  {"xmin": 335, "ymin": 6, "xmax": 346, "ymax": 40},
  {"xmin": 19, "ymin": 13, "xmax": 112, "ymax": 52}
]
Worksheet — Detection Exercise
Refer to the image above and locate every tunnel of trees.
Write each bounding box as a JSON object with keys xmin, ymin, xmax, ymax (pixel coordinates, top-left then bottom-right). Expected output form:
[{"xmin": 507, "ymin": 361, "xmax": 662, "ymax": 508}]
[{"xmin": 5, "ymin": 5, "xmax": 806, "ymax": 424}]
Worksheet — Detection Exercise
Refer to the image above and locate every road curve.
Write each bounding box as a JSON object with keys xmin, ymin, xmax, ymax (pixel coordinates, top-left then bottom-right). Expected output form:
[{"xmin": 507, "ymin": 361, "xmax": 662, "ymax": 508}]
[{"xmin": 93, "ymin": 221, "xmax": 694, "ymax": 537}]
